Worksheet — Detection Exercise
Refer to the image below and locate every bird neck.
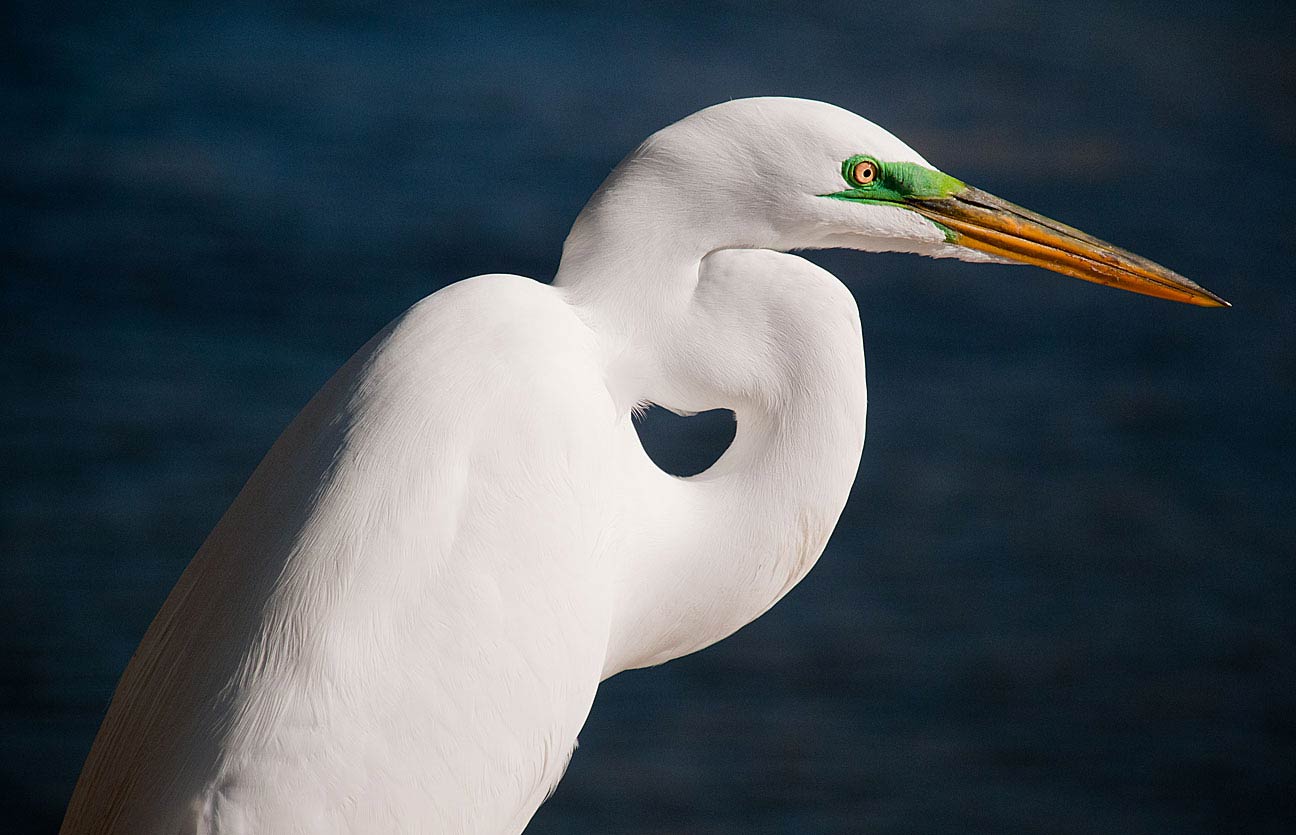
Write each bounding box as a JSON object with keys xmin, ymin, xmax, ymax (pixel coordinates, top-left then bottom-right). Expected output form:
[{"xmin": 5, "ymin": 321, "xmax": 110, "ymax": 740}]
[
  {"xmin": 556, "ymin": 163, "xmax": 866, "ymax": 678},
  {"xmin": 606, "ymin": 378, "xmax": 865, "ymax": 676},
  {"xmin": 570, "ymin": 243, "xmax": 867, "ymax": 677}
]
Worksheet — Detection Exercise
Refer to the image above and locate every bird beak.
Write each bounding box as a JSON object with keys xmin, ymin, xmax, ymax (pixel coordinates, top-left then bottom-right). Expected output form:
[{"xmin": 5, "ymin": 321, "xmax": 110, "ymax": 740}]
[{"xmin": 906, "ymin": 187, "xmax": 1229, "ymax": 307}]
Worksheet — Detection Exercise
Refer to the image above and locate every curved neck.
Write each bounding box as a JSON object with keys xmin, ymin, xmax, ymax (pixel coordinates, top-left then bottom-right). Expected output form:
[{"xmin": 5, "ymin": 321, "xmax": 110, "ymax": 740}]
[
  {"xmin": 585, "ymin": 246, "xmax": 868, "ymax": 677},
  {"xmin": 559, "ymin": 158, "xmax": 868, "ymax": 678},
  {"xmin": 603, "ymin": 347, "xmax": 866, "ymax": 677}
]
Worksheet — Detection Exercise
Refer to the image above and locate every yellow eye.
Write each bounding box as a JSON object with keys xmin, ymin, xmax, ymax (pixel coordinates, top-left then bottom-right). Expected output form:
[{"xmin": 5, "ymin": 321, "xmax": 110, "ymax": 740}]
[{"xmin": 852, "ymin": 159, "xmax": 879, "ymax": 186}]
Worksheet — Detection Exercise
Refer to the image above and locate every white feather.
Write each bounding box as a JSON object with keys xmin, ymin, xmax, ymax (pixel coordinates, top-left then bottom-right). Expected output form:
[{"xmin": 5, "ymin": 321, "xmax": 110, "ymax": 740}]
[{"xmin": 62, "ymin": 97, "xmax": 982, "ymax": 834}]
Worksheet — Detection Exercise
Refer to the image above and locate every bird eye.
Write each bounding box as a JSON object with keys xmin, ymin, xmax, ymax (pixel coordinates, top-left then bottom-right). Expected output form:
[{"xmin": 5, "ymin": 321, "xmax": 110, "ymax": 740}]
[{"xmin": 852, "ymin": 159, "xmax": 879, "ymax": 187}]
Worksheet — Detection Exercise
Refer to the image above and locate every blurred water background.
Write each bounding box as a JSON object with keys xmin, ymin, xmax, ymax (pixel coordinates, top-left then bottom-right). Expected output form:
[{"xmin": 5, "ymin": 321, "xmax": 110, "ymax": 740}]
[{"xmin": 3, "ymin": 1, "xmax": 1294, "ymax": 832}]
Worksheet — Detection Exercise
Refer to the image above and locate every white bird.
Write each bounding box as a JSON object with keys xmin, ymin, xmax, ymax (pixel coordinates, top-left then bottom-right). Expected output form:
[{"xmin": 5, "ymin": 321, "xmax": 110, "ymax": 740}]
[{"xmin": 61, "ymin": 97, "xmax": 1226, "ymax": 835}]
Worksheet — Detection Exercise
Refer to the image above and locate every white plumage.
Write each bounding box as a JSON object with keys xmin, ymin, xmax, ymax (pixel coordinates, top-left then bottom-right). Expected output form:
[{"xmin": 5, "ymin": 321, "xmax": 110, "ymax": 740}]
[{"xmin": 61, "ymin": 97, "xmax": 1221, "ymax": 834}]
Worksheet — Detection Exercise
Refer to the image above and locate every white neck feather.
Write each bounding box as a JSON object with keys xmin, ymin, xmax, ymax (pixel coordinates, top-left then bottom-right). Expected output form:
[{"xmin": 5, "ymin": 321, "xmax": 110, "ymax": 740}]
[{"xmin": 556, "ymin": 176, "xmax": 867, "ymax": 676}]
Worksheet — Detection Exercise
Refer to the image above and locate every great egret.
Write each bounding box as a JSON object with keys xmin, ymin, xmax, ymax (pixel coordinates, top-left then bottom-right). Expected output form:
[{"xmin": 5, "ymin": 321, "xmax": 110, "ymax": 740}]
[{"xmin": 61, "ymin": 97, "xmax": 1225, "ymax": 834}]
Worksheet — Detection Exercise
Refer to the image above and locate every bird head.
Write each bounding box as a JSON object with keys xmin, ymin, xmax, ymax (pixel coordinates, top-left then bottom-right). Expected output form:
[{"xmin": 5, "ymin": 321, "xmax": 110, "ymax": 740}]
[{"xmin": 623, "ymin": 97, "xmax": 1226, "ymax": 307}]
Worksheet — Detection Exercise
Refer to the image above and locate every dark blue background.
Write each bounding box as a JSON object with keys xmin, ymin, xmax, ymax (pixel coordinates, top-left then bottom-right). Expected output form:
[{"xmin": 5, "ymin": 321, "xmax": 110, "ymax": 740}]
[{"xmin": 3, "ymin": 1, "xmax": 1293, "ymax": 832}]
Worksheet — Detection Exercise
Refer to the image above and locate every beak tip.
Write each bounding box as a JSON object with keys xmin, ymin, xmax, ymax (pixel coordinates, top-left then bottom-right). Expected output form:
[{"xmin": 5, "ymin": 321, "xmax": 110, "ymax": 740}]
[{"xmin": 1195, "ymin": 288, "xmax": 1231, "ymax": 308}]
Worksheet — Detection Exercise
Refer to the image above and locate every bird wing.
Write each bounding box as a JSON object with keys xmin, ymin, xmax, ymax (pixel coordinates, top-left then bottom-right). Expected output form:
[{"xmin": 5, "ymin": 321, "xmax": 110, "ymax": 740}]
[{"xmin": 62, "ymin": 275, "xmax": 620, "ymax": 835}]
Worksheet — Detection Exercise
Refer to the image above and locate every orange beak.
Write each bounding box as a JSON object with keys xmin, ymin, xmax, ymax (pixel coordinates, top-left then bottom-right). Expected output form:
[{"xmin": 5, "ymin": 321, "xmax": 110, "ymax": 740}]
[{"xmin": 908, "ymin": 187, "xmax": 1229, "ymax": 308}]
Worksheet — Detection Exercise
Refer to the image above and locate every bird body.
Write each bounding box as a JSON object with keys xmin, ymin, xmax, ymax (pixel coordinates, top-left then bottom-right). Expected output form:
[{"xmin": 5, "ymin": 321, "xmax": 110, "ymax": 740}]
[
  {"xmin": 62, "ymin": 98, "xmax": 1223, "ymax": 834},
  {"xmin": 65, "ymin": 274, "xmax": 615, "ymax": 833},
  {"xmin": 64, "ymin": 254, "xmax": 865, "ymax": 834}
]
